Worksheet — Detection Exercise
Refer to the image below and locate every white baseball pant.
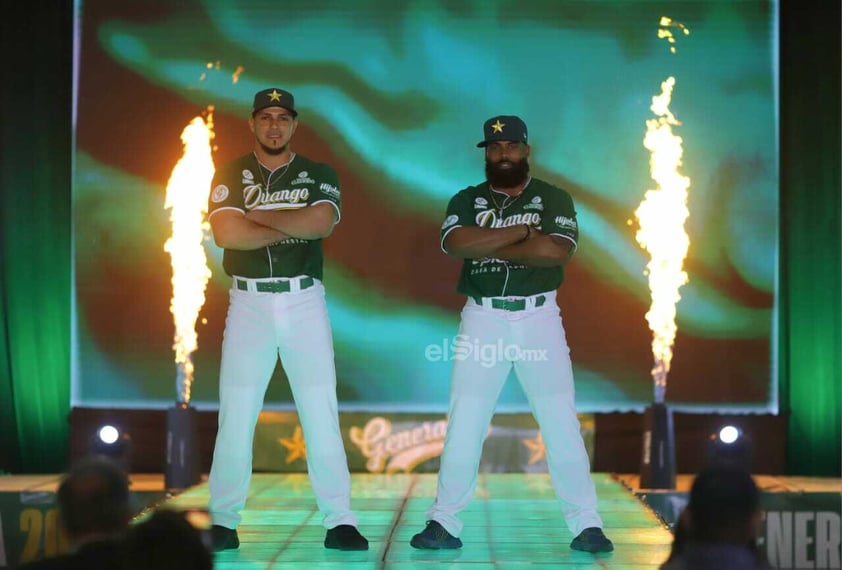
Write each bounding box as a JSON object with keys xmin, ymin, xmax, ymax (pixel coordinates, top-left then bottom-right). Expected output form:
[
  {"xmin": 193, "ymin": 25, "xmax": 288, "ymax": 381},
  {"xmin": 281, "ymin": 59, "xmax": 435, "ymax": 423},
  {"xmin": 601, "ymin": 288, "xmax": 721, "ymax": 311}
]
[
  {"xmin": 208, "ymin": 279, "xmax": 357, "ymax": 530},
  {"xmin": 427, "ymin": 292, "xmax": 603, "ymax": 537}
]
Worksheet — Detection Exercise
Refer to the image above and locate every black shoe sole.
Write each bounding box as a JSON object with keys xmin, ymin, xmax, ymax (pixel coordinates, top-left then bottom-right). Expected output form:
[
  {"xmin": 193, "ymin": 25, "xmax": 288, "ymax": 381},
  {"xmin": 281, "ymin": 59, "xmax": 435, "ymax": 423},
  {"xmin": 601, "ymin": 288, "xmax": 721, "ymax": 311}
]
[
  {"xmin": 410, "ymin": 536, "xmax": 462, "ymax": 550},
  {"xmin": 211, "ymin": 540, "xmax": 239, "ymax": 552},
  {"xmin": 324, "ymin": 541, "xmax": 369, "ymax": 551},
  {"xmin": 570, "ymin": 543, "xmax": 613, "ymax": 553}
]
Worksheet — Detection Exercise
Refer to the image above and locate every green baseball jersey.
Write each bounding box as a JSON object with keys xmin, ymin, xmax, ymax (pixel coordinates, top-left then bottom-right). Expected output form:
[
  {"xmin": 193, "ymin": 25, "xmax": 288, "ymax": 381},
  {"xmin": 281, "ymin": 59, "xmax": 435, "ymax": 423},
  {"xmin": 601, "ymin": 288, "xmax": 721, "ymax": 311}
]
[
  {"xmin": 208, "ymin": 153, "xmax": 341, "ymax": 279},
  {"xmin": 440, "ymin": 177, "xmax": 579, "ymax": 298}
]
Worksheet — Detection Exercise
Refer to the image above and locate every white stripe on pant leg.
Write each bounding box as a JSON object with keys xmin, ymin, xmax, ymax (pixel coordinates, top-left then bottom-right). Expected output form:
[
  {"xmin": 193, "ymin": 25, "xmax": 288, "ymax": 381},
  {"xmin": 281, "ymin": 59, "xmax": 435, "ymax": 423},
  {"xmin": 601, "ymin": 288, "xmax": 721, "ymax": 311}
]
[
  {"xmin": 208, "ymin": 288, "xmax": 280, "ymax": 529},
  {"xmin": 277, "ymin": 285, "xmax": 357, "ymax": 529},
  {"xmin": 512, "ymin": 308, "xmax": 603, "ymax": 535},
  {"xmin": 427, "ymin": 304, "xmax": 512, "ymax": 537}
]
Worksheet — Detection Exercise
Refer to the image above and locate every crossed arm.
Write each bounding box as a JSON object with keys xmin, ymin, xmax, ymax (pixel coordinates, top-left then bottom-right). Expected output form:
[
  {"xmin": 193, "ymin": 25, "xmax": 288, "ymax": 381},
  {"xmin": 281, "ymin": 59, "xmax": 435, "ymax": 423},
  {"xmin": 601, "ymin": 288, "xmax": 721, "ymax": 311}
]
[
  {"xmin": 444, "ymin": 225, "xmax": 574, "ymax": 267},
  {"xmin": 210, "ymin": 203, "xmax": 337, "ymax": 250}
]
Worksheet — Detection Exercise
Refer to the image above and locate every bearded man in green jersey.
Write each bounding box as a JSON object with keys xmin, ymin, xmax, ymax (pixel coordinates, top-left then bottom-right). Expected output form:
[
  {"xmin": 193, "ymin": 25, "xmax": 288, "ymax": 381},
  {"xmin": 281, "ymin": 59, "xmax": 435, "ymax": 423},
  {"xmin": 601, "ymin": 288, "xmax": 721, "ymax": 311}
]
[{"xmin": 411, "ymin": 116, "xmax": 613, "ymax": 554}]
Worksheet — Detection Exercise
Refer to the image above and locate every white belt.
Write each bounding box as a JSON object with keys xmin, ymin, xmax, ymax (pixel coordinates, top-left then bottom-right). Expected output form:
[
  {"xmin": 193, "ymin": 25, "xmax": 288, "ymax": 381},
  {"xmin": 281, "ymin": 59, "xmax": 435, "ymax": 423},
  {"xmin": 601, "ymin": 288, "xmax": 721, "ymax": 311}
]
[
  {"xmin": 233, "ymin": 275, "xmax": 315, "ymax": 293},
  {"xmin": 471, "ymin": 291, "xmax": 555, "ymax": 312}
]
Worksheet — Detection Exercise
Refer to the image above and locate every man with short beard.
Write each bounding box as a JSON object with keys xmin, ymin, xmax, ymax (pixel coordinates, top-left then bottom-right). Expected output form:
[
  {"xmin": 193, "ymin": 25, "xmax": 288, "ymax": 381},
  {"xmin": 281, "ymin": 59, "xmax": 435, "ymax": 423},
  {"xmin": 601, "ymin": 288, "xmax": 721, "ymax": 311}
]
[
  {"xmin": 410, "ymin": 115, "xmax": 613, "ymax": 553},
  {"xmin": 205, "ymin": 88, "xmax": 367, "ymax": 552}
]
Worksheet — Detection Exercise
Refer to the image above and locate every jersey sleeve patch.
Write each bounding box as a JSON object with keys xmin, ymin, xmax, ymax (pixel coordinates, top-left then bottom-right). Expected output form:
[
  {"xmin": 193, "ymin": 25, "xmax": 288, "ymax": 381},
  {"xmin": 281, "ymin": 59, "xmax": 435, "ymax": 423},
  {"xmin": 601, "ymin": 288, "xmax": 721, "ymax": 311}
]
[
  {"xmin": 552, "ymin": 215, "xmax": 577, "ymax": 232},
  {"xmin": 211, "ymin": 184, "xmax": 230, "ymax": 203},
  {"xmin": 541, "ymin": 187, "xmax": 579, "ymax": 244},
  {"xmin": 309, "ymin": 165, "xmax": 341, "ymax": 213}
]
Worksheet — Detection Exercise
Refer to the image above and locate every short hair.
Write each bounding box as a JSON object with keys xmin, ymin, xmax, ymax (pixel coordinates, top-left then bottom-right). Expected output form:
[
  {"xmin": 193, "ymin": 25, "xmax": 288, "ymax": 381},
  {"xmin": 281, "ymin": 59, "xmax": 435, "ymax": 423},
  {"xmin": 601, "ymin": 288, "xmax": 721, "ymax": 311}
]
[
  {"xmin": 56, "ymin": 456, "xmax": 132, "ymax": 537},
  {"xmin": 122, "ymin": 509, "xmax": 213, "ymax": 570},
  {"xmin": 687, "ymin": 464, "xmax": 760, "ymax": 542}
]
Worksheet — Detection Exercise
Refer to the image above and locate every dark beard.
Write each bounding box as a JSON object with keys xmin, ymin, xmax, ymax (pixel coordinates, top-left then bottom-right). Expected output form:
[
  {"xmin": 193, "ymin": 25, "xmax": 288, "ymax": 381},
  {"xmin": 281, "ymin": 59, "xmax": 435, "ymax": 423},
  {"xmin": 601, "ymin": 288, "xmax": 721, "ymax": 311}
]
[
  {"xmin": 259, "ymin": 142, "xmax": 288, "ymax": 156},
  {"xmin": 485, "ymin": 157, "xmax": 530, "ymax": 189}
]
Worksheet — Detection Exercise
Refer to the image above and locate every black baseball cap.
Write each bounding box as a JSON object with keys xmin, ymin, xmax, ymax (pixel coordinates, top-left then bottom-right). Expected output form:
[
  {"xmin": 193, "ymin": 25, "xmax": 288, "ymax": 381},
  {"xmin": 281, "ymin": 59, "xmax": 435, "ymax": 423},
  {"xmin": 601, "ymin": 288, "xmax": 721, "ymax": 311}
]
[
  {"xmin": 477, "ymin": 115, "xmax": 528, "ymax": 147},
  {"xmin": 252, "ymin": 88, "xmax": 297, "ymax": 117}
]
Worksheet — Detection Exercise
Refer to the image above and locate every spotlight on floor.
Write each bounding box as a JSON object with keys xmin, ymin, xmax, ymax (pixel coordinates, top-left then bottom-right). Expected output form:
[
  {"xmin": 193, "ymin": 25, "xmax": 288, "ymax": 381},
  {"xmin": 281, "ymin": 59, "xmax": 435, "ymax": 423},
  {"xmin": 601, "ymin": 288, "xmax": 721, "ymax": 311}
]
[
  {"xmin": 718, "ymin": 425, "xmax": 741, "ymax": 444},
  {"xmin": 707, "ymin": 423, "xmax": 752, "ymax": 470},
  {"xmin": 97, "ymin": 425, "xmax": 120, "ymax": 445},
  {"xmin": 89, "ymin": 424, "xmax": 132, "ymax": 472}
]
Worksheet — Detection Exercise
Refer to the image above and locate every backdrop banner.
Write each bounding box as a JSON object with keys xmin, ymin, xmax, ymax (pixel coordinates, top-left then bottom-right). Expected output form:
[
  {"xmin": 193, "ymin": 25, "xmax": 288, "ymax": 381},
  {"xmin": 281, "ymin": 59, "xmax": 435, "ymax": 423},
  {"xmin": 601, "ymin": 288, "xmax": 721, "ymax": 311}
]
[{"xmin": 253, "ymin": 411, "xmax": 595, "ymax": 474}]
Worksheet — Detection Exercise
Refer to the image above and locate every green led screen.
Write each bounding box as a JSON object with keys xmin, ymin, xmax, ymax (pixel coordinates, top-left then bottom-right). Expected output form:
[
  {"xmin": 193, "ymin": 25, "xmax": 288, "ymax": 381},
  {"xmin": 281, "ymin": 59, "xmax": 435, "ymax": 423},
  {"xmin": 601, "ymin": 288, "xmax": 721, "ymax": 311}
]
[{"xmin": 73, "ymin": 0, "xmax": 778, "ymax": 412}]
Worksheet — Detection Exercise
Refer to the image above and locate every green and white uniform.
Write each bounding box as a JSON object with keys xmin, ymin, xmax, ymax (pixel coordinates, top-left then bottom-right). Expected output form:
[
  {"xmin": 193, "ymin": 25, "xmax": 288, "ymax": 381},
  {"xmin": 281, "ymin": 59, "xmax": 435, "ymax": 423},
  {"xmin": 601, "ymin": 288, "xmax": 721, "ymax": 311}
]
[
  {"xmin": 429, "ymin": 177, "xmax": 604, "ymax": 538},
  {"xmin": 441, "ymin": 177, "xmax": 579, "ymax": 298},
  {"xmin": 207, "ymin": 152, "xmax": 357, "ymax": 531}
]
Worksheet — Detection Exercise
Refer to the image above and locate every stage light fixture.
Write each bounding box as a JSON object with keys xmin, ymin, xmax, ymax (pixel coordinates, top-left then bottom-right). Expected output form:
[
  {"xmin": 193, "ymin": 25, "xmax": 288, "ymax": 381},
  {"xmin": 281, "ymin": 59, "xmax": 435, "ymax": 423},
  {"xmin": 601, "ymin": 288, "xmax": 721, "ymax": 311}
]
[
  {"xmin": 639, "ymin": 402, "xmax": 676, "ymax": 489},
  {"xmin": 165, "ymin": 403, "xmax": 199, "ymax": 490},
  {"xmin": 706, "ymin": 423, "xmax": 752, "ymax": 470},
  {"xmin": 97, "ymin": 425, "xmax": 120, "ymax": 445},
  {"xmin": 89, "ymin": 423, "xmax": 133, "ymax": 472},
  {"xmin": 717, "ymin": 425, "xmax": 741, "ymax": 444}
]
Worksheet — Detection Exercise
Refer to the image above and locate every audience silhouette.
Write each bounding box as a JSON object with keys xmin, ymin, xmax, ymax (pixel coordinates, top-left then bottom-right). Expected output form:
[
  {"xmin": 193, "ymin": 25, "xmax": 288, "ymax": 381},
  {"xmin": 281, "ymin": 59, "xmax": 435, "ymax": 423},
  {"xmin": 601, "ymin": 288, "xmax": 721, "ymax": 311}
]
[
  {"xmin": 661, "ymin": 464, "xmax": 771, "ymax": 570},
  {"xmin": 16, "ymin": 456, "xmax": 132, "ymax": 570},
  {"xmin": 121, "ymin": 509, "xmax": 213, "ymax": 570}
]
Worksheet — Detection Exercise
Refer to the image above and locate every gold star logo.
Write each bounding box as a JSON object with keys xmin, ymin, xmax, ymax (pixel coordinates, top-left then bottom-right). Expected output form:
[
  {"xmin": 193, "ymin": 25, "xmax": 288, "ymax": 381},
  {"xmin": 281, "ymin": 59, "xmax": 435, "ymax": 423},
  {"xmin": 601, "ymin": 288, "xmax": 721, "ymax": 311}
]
[
  {"xmin": 491, "ymin": 119, "xmax": 505, "ymax": 133},
  {"xmin": 268, "ymin": 89, "xmax": 283, "ymax": 101},
  {"xmin": 522, "ymin": 432, "xmax": 546, "ymax": 465},
  {"xmin": 278, "ymin": 425, "xmax": 307, "ymax": 464}
]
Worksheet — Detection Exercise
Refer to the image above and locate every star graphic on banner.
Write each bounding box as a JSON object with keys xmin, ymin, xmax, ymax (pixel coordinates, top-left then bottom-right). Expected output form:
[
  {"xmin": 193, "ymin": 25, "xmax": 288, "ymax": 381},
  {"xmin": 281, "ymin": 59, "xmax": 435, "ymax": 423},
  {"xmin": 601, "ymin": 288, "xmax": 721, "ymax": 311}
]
[
  {"xmin": 491, "ymin": 119, "xmax": 505, "ymax": 133},
  {"xmin": 269, "ymin": 89, "xmax": 283, "ymax": 101},
  {"xmin": 522, "ymin": 432, "xmax": 546, "ymax": 465},
  {"xmin": 278, "ymin": 426, "xmax": 307, "ymax": 464}
]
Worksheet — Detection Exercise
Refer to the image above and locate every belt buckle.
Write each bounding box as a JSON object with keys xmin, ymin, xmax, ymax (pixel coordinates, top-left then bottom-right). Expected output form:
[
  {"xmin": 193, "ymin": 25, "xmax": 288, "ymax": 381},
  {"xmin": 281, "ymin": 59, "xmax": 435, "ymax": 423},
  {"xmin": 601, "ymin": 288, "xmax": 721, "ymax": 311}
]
[
  {"xmin": 500, "ymin": 298, "xmax": 523, "ymax": 311},
  {"xmin": 255, "ymin": 280, "xmax": 290, "ymax": 293}
]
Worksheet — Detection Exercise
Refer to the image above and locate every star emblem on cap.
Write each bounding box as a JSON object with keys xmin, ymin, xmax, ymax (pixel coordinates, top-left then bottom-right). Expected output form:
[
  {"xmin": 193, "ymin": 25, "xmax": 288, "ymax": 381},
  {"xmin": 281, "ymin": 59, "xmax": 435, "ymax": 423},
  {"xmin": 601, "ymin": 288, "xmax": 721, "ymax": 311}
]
[
  {"xmin": 268, "ymin": 89, "xmax": 283, "ymax": 101},
  {"xmin": 491, "ymin": 119, "xmax": 505, "ymax": 133}
]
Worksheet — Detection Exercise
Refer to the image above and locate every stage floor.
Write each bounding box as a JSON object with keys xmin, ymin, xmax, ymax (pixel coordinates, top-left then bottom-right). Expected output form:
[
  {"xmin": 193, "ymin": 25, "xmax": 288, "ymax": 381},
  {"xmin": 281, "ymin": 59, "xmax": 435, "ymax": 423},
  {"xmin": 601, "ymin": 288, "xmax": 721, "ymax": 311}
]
[
  {"xmin": 154, "ymin": 473, "xmax": 672, "ymax": 569},
  {"xmin": 5, "ymin": 472, "xmax": 841, "ymax": 568}
]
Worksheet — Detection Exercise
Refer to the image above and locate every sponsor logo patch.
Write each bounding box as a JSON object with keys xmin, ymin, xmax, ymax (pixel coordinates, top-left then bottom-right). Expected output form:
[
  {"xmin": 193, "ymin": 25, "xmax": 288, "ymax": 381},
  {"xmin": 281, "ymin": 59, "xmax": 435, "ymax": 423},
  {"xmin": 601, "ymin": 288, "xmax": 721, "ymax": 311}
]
[
  {"xmin": 291, "ymin": 175, "xmax": 316, "ymax": 185},
  {"xmin": 442, "ymin": 214, "xmax": 459, "ymax": 229},
  {"xmin": 211, "ymin": 184, "xmax": 229, "ymax": 203},
  {"xmin": 319, "ymin": 183, "xmax": 340, "ymax": 198},
  {"xmin": 554, "ymin": 215, "xmax": 577, "ymax": 229}
]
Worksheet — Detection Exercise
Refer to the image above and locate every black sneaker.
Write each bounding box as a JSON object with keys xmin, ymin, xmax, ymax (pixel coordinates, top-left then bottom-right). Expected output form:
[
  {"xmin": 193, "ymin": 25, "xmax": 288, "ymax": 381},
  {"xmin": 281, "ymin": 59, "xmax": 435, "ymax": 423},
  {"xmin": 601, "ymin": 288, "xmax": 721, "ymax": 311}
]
[
  {"xmin": 410, "ymin": 520, "xmax": 463, "ymax": 549},
  {"xmin": 324, "ymin": 524, "xmax": 369, "ymax": 550},
  {"xmin": 210, "ymin": 525, "xmax": 240, "ymax": 552},
  {"xmin": 570, "ymin": 527, "xmax": 613, "ymax": 553}
]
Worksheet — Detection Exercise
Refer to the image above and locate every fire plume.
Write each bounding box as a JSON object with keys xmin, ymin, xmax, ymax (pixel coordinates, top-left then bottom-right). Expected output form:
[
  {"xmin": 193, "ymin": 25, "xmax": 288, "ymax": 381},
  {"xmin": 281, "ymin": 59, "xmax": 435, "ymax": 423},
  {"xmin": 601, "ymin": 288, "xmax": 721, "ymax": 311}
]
[
  {"xmin": 634, "ymin": 77, "xmax": 691, "ymax": 403},
  {"xmin": 658, "ymin": 16, "xmax": 690, "ymax": 53},
  {"xmin": 163, "ymin": 113, "xmax": 215, "ymax": 403}
]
